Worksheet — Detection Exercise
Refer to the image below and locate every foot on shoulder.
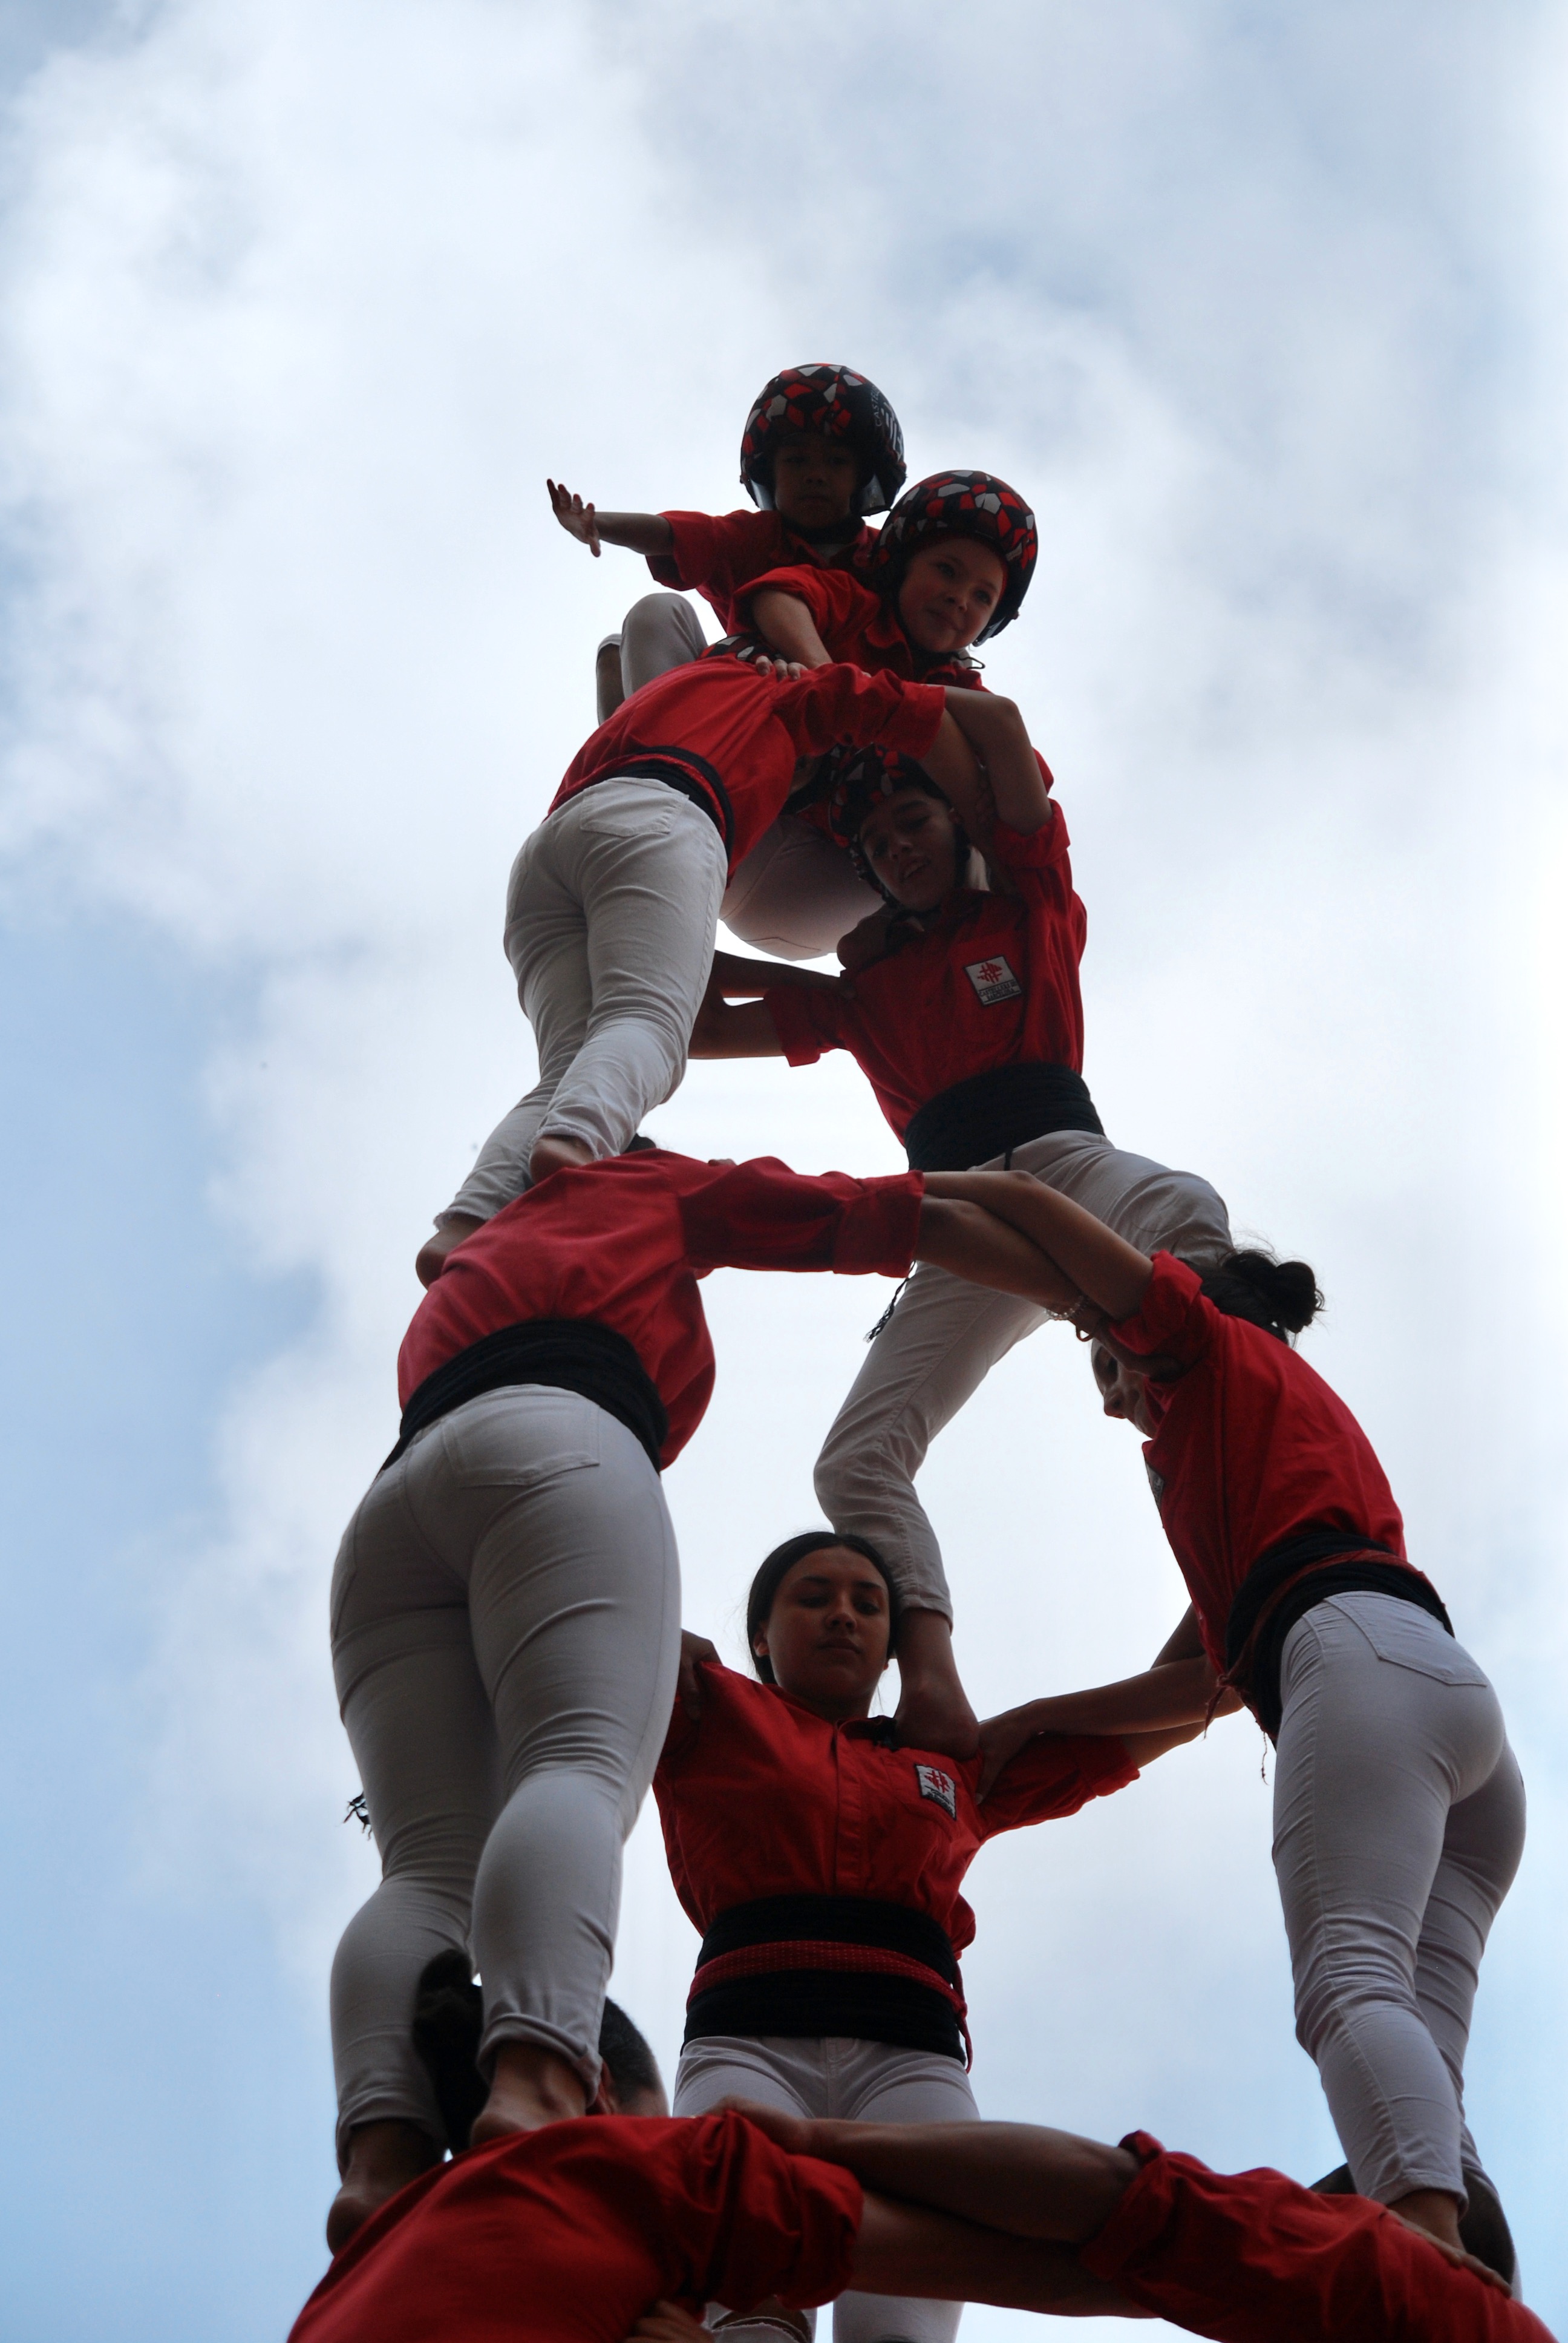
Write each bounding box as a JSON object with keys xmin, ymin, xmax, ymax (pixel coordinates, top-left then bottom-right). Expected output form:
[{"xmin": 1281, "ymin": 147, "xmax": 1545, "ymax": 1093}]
[
  {"xmin": 528, "ymin": 1135, "xmax": 596, "ymax": 1185},
  {"xmin": 415, "ymin": 1215, "xmax": 485, "ymax": 1289},
  {"xmin": 327, "ymin": 2119, "xmax": 439, "ymax": 2255}
]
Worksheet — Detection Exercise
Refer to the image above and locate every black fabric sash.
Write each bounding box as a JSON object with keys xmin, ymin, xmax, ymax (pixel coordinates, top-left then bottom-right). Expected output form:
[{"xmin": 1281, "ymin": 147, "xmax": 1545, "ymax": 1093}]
[
  {"xmin": 684, "ymin": 1895, "xmax": 964, "ymax": 2063},
  {"xmin": 600, "ymin": 752, "xmax": 734, "ymax": 857},
  {"xmin": 383, "ymin": 1319, "xmax": 667, "ymax": 1476},
  {"xmin": 903, "ymin": 1063, "xmax": 1103, "ymax": 1173},
  {"xmin": 1225, "ymin": 1529, "xmax": 1454, "ymax": 1739}
]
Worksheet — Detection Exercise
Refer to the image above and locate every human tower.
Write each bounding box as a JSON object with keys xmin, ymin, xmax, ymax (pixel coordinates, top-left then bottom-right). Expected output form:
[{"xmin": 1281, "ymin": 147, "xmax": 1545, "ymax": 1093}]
[{"xmin": 289, "ymin": 367, "xmax": 1541, "ymax": 2343}]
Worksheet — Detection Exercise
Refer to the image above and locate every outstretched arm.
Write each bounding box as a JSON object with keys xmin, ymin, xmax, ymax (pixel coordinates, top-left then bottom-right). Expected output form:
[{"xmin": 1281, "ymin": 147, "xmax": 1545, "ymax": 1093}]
[
  {"xmin": 914, "ymin": 1196, "xmax": 1085, "ymax": 1314},
  {"xmin": 939, "ymin": 689, "xmax": 1053, "ymax": 835},
  {"xmin": 547, "ymin": 479, "xmax": 675, "ymax": 559},
  {"xmin": 923, "ymin": 1169, "xmax": 1154, "ymax": 1322},
  {"xmin": 714, "ymin": 2100, "xmax": 1143, "ymax": 2316},
  {"xmin": 688, "ymin": 952, "xmax": 837, "ymax": 1060},
  {"xmin": 978, "ymin": 1611, "xmax": 1240, "ymax": 1794}
]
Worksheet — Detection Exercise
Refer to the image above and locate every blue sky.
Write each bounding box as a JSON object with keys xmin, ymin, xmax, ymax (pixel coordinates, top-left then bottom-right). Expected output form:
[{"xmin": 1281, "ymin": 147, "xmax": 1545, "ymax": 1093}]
[{"xmin": 0, "ymin": 5, "xmax": 1563, "ymax": 2338}]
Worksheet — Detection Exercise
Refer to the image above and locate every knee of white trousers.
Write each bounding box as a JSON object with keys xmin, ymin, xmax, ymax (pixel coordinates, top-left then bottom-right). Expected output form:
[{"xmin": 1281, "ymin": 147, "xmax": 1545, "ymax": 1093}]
[{"xmin": 620, "ymin": 590, "xmax": 707, "ymax": 693}]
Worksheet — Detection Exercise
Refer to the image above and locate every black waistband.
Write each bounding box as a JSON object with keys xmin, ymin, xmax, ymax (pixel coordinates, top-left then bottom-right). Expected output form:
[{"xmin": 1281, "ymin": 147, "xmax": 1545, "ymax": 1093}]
[
  {"xmin": 598, "ymin": 752, "xmax": 734, "ymax": 856},
  {"xmin": 384, "ymin": 1319, "xmax": 668, "ymax": 1475},
  {"xmin": 686, "ymin": 1896, "xmax": 964, "ymax": 2063},
  {"xmin": 697, "ymin": 1895, "xmax": 961, "ymax": 1985},
  {"xmin": 903, "ymin": 1063, "xmax": 1103, "ymax": 1173},
  {"xmin": 684, "ymin": 1973, "xmax": 965, "ymax": 2061},
  {"xmin": 1225, "ymin": 1529, "xmax": 1453, "ymax": 1739}
]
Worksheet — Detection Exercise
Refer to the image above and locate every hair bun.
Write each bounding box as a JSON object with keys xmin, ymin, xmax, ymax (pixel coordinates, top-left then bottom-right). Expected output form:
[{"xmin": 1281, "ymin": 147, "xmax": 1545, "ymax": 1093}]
[{"xmin": 1200, "ymin": 1249, "xmax": 1323, "ymax": 1340}]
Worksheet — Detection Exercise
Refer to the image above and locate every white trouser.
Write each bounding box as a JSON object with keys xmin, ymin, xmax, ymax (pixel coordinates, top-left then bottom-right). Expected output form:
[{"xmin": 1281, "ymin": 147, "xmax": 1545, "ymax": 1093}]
[
  {"xmin": 328, "ymin": 1387, "xmax": 681, "ymax": 2162},
  {"xmin": 443, "ymin": 776, "xmax": 728, "ymax": 1225},
  {"xmin": 1273, "ymin": 1592, "xmax": 1526, "ymax": 2209},
  {"xmin": 814, "ymin": 1129, "xmax": 1233, "ymax": 1616},
  {"xmin": 675, "ymin": 2034, "xmax": 980, "ymax": 2342},
  {"xmin": 614, "ymin": 588, "xmax": 882, "ymax": 961}
]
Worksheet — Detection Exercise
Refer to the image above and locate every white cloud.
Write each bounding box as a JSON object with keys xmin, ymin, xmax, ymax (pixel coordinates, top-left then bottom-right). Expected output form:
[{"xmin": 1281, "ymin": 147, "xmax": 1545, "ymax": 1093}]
[{"xmin": 1, "ymin": 1, "xmax": 1564, "ymax": 2329}]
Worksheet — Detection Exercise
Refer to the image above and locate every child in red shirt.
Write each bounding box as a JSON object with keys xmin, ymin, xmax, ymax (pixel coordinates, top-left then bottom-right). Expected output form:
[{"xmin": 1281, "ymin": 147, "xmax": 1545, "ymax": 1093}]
[
  {"xmin": 915, "ymin": 1168, "xmax": 1527, "ymax": 2292},
  {"xmin": 547, "ymin": 364, "xmax": 907, "ymax": 957},
  {"xmin": 739, "ymin": 467, "xmax": 1039, "ymax": 686},
  {"xmin": 689, "ymin": 696, "xmax": 1231, "ymax": 1758},
  {"xmin": 653, "ymin": 1527, "xmax": 1206, "ymax": 2343}
]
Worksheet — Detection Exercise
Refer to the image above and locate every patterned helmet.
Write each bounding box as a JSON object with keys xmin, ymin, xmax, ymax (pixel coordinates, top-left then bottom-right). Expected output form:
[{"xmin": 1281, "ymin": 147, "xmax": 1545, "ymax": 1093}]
[
  {"xmin": 866, "ymin": 470, "xmax": 1037, "ymax": 640},
  {"xmin": 739, "ymin": 364, "xmax": 906, "ymax": 516}
]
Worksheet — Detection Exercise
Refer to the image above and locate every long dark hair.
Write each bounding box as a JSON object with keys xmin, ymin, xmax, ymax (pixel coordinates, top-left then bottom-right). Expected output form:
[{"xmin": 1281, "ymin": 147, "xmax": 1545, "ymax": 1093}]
[
  {"xmin": 1196, "ymin": 1248, "xmax": 1323, "ymax": 1343},
  {"xmin": 746, "ymin": 1530, "xmax": 901, "ymax": 1684}
]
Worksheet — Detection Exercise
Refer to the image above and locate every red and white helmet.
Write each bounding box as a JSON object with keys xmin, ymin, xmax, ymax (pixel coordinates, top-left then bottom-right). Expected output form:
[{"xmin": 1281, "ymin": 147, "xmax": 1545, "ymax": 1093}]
[
  {"xmin": 867, "ymin": 470, "xmax": 1037, "ymax": 640},
  {"xmin": 739, "ymin": 364, "xmax": 906, "ymax": 516}
]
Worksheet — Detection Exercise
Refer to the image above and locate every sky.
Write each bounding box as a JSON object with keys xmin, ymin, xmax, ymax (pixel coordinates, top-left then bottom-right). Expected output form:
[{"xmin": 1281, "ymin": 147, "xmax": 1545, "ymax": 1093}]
[{"xmin": 0, "ymin": 3, "xmax": 1563, "ymax": 2338}]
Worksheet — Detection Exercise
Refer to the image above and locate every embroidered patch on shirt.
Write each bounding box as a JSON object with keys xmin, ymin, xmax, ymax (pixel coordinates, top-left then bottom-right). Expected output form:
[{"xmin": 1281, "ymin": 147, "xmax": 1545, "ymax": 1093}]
[
  {"xmin": 915, "ymin": 1764, "xmax": 958, "ymax": 1818},
  {"xmin": 1145, "ymin": 1461, "xmax": 1166, "ymax": 1507},
  {"xmin": 964, "ymin": 954, "xmax": 1023, "ymax": 1005}
]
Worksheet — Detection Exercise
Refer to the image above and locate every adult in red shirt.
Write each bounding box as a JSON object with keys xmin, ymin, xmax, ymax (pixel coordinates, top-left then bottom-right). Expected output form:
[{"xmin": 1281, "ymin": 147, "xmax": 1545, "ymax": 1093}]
[
  {"xmin": 289, "ymin": 2098, "xmax": 1543, "ymax": 2343},
  {"xmin": 653, "ymin": 1527, "xmax": 1207, "ymax": 2342},
  {"xmin": 547, "ymin": 365, "xmax": 906, "ymax": 958},
  {"xmin": 415, "ymin": 647, "xmax": 1001, "ymax": 1285},
  {"xmin": 327, "ymin": 1147, "xmax": 1081, "ymax": 2252},
  {"xmin": 690, "ymin": 695, "xmax": 1231, "ymax": 1757},
  {"xmin": 916, "ymin": 1168, "xmax": 1527, "ymax": 2288}
]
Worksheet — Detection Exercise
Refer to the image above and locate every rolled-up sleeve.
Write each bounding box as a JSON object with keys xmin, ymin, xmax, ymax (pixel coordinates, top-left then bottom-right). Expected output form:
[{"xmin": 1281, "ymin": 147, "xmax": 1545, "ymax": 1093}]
[
  {"xmin": 678, "ymin": 1159, "xmax": 922, "ymax": 1278},
  {"xmin": 693, "ymin": 2125, "xmax": 864, "ymax": 2313},
  {"xmin": 1108, "ymin": 1251, "xmax": 1215, "ymax": 1366},
  {"xmin": 764, "ymin": 985, "xmax": 846, "ymax": 1067}
]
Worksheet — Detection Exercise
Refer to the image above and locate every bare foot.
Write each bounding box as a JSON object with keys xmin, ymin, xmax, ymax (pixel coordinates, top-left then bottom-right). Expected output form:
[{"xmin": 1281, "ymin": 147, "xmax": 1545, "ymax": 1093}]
[
  {"xmin": 595, "ymin": 637, "xmax": 626, "ymax": 725},
  {"xmin": 528, "ymin": 1135, "xmax": 595, "ymax": 1185},
  {"xmin": 892, "ymin": 1608, "xmax": 980, "ymax": 1758},
  {"xmin": 327, "ymin": 2119, "xmax": 439, "ymax": 2255},
  {"xmin": 469, "ymin": 2041, "xmax": 588, "ymax": 2145},
  {"xmin": 415, "ymin": 1214, "xmax": 484, "ymax": 1289},
  {"xmin": 1389, "ymin": 2186, "xmax": 1463, "ymax": 2254}
]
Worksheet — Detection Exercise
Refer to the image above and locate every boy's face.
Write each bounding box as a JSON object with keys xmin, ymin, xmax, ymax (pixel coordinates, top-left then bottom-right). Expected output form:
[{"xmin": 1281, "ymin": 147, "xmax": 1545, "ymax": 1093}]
[
  {"xmin": 857, "ymin": 786, "xmax": 961, "ymax": 911},
  {"xmin": 897, "ymin": 537, "xmax": 1008, "ymax": 654},
  {"xmin": 771, "ymin": 432, "xmax": 861, "ymax": 529}
]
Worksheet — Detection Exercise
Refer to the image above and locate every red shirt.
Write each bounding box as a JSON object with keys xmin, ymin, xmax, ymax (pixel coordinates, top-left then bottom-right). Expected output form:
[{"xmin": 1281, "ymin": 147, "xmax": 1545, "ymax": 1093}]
[
  {"xmin": 399, "ymin": 1152, "xmax": 924, "ymax": 1469},
  {"xmin": 656, "ymin": 1662, "xmax": 1137, "ymax": 1960},
  {"xmin": 287, "ymin": 2115, "xmax": 863, "ymax": 2343},
  {"xmin": 549, "ymin": 655, "xmax": 946, "ymax": 877},
  {"xmin": 736, "ymin": 563, "xmax": 988, "ymax": 687},
  {"xmin": 764, "ymin": 814, "xmax": 1087, "ymax": 1142},
  {"xmin": 1084, "ymin": 2132, "xmax": 1549, "ymax": 2343},
  {"xmin": 648, "ymin": 510, "xmax": 880, "ymax": 636},
  {"xmin": 1109, "ymin": 1254, "xmax": 1407, "ymax": 1671}
]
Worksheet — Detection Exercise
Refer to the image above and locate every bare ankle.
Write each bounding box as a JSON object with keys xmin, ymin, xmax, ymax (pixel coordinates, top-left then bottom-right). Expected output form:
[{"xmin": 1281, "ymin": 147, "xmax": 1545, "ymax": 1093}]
[
  {"xmin": 529, "ymin": 1135, "xmax": 595, "ymax": 1184},
  {"xmin": 415, "ymin": 1215, "xmax": 484, "ymax": 1289},
  {"xmin": 328, "ymin": 2119, "xmax": 439, "ymax": 2253},
  {"xmin": 471, "ymin": 2042, "xmax": 589, "ymax": 2143},
  {"xmin": 1390, "ymin": 2187, "xmax": 1464, "ymax": 2252}
]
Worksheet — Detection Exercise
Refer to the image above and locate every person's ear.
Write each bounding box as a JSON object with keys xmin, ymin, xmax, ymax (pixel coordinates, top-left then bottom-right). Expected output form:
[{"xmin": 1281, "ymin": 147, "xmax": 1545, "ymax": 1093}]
[{"xmin": 752, "ymin": 1634, "xmax": 769, "ymax": 1665}]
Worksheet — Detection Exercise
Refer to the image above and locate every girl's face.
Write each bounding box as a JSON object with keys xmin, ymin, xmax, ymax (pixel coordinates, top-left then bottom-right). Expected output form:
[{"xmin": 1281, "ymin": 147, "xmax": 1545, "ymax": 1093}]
[
  {"xmin": 771, "ymin": 433, "xmax": 860, "ymax": 530},
  {"xmin": 896, "ymin": 537, "xmax": 1008, "ymax": 654},
  {"xmin": 1091, "ymin": 1342, "xmax": 1161, "ymax": 1437},
  {"xmin": 754, "ymin": 1545, "xmax": 892, "ymax": 1720},
  {"xmin": 857, "ymin": 787, "xmax": 961, "ymax": 911}
]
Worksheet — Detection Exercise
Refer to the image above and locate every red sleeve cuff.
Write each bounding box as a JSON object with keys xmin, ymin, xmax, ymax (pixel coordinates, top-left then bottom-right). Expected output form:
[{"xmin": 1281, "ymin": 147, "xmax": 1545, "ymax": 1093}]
[
  {"xmin": 764, "ymin": 986, "xmax": 838, "ymax": 1066},
  {"xmin": 1109, "ymin": 1252, "xmax": 1211, "ymax": 1363},
  {"xmin": 883, "ymin": 680, "xmax": 947, "ymax": 757},
  {"xmin": 830, "ymin": 1175, "xmax": 924, "ymax": 1276},
  {"xmin": 776, "ymin": 2160, "xmax": 864, "ymax": 2310}
]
